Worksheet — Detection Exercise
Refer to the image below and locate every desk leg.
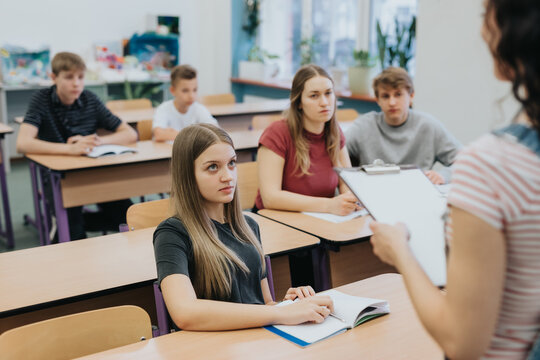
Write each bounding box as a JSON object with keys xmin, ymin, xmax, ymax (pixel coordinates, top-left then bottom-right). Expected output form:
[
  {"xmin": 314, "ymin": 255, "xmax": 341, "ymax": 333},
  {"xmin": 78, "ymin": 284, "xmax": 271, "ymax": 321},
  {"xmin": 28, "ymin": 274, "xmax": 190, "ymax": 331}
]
[
  {"xmin": 312, "ymin": 247, "xmax": 331, "ymax": 292},
  {"xmin": 0, "ymin": 145, "xmax": 13, "ymax": 248},
  {"xmin": 28, "ymin": 163, "xmax": 47, "ymax": 246},
  {"xmin": 50, "ymin": 172, "xmax": 70, "ymax": 243}
]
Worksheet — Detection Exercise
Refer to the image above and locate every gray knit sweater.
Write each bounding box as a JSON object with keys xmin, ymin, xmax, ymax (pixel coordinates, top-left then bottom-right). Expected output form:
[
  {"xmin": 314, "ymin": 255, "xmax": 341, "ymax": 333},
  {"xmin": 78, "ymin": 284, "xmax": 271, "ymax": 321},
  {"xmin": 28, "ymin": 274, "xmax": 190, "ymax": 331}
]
[{"xmin": 345, "ymin": 110, "xmax": 462, "ymax": 172}]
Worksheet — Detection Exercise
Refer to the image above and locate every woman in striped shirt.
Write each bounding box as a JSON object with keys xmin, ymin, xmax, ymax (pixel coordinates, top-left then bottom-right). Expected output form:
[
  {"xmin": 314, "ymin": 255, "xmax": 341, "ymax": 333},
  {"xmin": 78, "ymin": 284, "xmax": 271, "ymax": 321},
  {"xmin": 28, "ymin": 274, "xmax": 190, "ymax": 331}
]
[{"xmin": 369, "ymin": 0, "xmax": 540, "ymax": 358}]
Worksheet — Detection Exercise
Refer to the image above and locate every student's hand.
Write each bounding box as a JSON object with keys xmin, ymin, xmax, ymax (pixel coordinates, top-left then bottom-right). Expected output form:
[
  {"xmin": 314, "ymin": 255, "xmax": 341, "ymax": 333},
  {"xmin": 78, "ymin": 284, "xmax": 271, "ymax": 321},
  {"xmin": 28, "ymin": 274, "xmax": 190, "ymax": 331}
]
[
  {"xmin": 67, "ymin": 134, "xmax": 102, "ymax": 147},
  {"xmin": 369, "ymin": 221, "xmax": 411, "ymax": 267},
  {"xmin": 277, "ymin": 295, "xmax": 334, "ymax": 325},
  {"xmin": 328, "ymin": 191, "xmax": 361, "ymax": 216},
  {"xmin": 67, "ymin": 141, "xmax": 93, "ymax": 156},
  {"xmin": 424, "ymin": 170, "xmax": 445, "ymax": 185},
  {"xmin": 283, "ymin": 286, "xmax": 316, "ymax": 301}
]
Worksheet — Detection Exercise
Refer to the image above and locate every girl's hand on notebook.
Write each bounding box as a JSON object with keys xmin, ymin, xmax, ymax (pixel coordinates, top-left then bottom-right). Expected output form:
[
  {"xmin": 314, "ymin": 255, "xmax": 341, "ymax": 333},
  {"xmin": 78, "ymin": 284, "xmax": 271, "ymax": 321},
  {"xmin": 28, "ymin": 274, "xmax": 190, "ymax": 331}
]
[
  {"xmin": 369, "ymin": 221, "xmax": 411, "ymax": 268},
  {"xmin": 283, "ymin": 286, "xmax": 316, "ymax": 301},
  {"xmin": 328, "ymin": 191, "xmax": 361, "ymax": 216},
  {"xmin": 277, "ymin": 295, "xmax": 334, "ymax": 325}
]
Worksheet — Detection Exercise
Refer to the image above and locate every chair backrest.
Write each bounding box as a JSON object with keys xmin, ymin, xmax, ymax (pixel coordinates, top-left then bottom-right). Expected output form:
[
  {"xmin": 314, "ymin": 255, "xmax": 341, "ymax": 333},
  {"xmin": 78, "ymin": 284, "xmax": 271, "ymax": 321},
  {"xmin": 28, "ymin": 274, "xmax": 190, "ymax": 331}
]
[
  {"xmin": 336, "ymin": 108, "xmax": 359, "ymax": 122},
  {"xmin": 237, "ymin": 161, "xmax": 258, "ymax": 210},
  {"xmin": 251, "ymin": 114, "xmax": 283, "ymax": 130},
  {"xmin": 0, "ymin": 305, "xmax": 152, "ymax": 360},
  {"xmin": 106, "ymin": 98, "xmax": 152, "ymax": 111},
  {"xmin": 126, "ymin": 198, "xmax": 171, "ymax": 231},
  {"xmin": 137, "ymin": 119, "xmax": 153, "ymax": 141},
  {"xmin": 201, "ymin": 93, "xmax": 236, "ymax": 106}
]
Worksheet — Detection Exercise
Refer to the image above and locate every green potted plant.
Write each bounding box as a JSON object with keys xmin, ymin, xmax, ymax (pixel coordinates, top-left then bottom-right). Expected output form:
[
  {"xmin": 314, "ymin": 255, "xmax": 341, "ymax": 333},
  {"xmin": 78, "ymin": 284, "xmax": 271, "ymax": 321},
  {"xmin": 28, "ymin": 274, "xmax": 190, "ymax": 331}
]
[
  {"xmin": 376, "ymin": 15, "xmax": 416, "ymax": 71},
  {"xmin": 239, "ymin": 45, "xmax": 279, "ymax": 81},
  {"xmin": 238, "ymin": 0, "xmax": 280, "ymax": 81},
  {"xmin": 348, "ymin": 50, "xmax": 376, "ymax": 94},
  {"xmin": 299, "ymin": 36, "xmax": 318, "ymax": 66}
]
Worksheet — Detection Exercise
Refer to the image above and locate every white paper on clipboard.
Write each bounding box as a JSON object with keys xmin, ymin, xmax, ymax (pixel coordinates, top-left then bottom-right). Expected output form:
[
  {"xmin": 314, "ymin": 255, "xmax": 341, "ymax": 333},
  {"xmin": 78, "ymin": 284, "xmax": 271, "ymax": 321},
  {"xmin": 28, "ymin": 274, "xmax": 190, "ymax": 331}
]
[{"xmin": 337, "ymin": 168, "xmax": 447, "ymax": 286}]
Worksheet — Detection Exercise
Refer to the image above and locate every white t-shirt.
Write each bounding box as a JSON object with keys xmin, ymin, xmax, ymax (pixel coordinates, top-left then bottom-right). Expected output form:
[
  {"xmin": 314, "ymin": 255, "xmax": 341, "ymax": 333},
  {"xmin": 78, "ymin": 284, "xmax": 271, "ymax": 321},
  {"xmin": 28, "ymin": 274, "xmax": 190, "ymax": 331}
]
[{"xmin": 152, "ymin": 100, "xmax": 218, "ymax": 130}]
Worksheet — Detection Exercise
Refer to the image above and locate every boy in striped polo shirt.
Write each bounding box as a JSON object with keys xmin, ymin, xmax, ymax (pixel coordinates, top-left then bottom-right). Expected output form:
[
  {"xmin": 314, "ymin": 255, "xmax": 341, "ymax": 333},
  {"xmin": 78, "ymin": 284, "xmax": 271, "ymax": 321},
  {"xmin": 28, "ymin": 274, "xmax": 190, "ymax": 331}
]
[{"xmin": 17, "ymin": 52, "xmax": 138, "ymax": 240}]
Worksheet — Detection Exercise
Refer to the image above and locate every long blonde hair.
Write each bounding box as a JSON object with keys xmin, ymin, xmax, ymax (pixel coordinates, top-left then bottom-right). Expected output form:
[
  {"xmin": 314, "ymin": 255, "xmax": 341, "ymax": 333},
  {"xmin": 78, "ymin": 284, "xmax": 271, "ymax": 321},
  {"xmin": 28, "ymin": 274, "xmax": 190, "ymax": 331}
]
[
  {"xmin": 286, "ymin": 64, "xmax": 341, "ymax": 175},
  {"xmin": 170, "ymin": 124, "xmax": 265, "ymax": 300}
]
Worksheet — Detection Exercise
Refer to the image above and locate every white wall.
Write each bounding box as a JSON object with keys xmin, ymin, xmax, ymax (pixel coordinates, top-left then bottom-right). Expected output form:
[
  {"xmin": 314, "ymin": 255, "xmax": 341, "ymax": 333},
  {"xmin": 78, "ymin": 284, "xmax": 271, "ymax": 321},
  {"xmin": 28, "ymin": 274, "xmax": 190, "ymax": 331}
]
[
  {"xmin": 0, "ymin": 0, "xmax": 231, "ymax": 95},
  {"xmin": 414, "ymin": 0, "xmax": 520, "ymax": 145}
]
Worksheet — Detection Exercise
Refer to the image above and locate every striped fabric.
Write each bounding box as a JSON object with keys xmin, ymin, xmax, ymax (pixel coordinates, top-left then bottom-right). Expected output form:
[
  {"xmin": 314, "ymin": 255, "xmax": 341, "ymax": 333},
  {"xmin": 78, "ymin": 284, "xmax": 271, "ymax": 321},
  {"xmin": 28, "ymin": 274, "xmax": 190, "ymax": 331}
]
[
  {"xmin": 23, "ymin": 86, "xmax": 121, "ymax": 143},
  {"xmin": 448, "ymin": 133, "xmax": 540, "ymax": 359}
]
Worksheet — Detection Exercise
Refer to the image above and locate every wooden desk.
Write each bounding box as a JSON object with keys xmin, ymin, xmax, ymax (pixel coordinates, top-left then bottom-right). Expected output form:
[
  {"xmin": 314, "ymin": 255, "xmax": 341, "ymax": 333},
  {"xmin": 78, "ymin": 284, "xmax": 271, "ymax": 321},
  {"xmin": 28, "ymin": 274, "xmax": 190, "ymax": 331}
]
[
  {"xmin": 0, "ymin": 227, "xmax": 157, "ymax": 334},
  {"xmin": 76, "ymin": 274, "xmax": 442, "ymax": 360},
  {"xmin": 26, "ymin": 141, "xmax": 172, "ymax": 244},
  {"xmin": 229, "ymin": 128, "xmax": 263, "ymax": 151},
  {"xmin": 111, "ymin": 99, "xmax": 289, "ymax": 131},
  {"xmin": 0, "ymin": 214, "xmax": 318, "ymax": 333},
  {"xmin": 259, "ymin": 210, "xmax": 395, "ymax": 290},
  {"xmin": 0, "ymin": 123, "xmax": 14, "ymax": 248}
]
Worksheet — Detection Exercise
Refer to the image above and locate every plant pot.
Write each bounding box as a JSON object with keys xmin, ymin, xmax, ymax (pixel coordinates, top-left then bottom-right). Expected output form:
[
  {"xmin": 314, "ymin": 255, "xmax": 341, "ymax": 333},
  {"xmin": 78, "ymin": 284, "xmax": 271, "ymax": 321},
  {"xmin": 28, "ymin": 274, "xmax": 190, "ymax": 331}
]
[
  {"xmin": 348, "ymin": 66, "xmax": 375, "ymax": 95},
  {"xmin": 239, "ymin": 61, "xmax": 266, "ymax": 81},
  {"xmin": 330, "ymin": 67, "xmax": 348, "ymax": 92}
]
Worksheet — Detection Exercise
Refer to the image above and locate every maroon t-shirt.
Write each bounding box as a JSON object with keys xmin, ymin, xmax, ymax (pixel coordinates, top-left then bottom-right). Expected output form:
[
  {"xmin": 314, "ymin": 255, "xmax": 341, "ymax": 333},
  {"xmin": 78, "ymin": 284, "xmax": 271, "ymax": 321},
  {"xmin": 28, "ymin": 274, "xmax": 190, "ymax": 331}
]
[{"xmin": 255, "ymin": 120, "xmax": 345, "ymax": 209}]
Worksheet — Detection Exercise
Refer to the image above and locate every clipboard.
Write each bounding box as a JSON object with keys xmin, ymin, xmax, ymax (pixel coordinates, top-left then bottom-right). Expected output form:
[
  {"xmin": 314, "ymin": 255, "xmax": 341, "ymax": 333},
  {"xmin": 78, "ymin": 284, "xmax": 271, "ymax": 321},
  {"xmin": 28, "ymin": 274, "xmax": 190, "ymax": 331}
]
[{"xmin": 336, "ymin": 165, "xmax": 447, "ymax": 286}]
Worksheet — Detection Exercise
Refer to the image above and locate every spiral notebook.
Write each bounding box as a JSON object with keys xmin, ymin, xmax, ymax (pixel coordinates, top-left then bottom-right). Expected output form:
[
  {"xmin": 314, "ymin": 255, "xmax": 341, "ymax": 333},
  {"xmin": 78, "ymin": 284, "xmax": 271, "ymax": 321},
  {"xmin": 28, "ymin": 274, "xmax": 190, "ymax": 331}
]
[{"xmin": 336, "ymin": 167, "xmax": 447, "ymax": 286}]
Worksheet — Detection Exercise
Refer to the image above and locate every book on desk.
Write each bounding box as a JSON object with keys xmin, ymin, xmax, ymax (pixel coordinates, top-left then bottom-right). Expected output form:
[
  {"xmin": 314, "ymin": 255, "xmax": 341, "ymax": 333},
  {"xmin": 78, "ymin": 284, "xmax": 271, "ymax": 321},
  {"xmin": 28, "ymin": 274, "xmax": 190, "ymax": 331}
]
[
  {"xmin": 265, "ymin": 289, "xmax": 389, "ymax": 347},
  {"xmin": 87, "ymin": 144, "xmax": 137, "ymax": 158}
]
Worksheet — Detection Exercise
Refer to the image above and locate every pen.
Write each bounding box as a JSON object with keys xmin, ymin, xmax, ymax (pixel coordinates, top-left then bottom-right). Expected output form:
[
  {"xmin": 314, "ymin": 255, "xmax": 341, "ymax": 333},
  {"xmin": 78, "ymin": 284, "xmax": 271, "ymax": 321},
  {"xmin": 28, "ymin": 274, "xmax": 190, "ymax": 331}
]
[{"xmin": 329, "ymin": 313, "xmax": 346, "ymax": 323}]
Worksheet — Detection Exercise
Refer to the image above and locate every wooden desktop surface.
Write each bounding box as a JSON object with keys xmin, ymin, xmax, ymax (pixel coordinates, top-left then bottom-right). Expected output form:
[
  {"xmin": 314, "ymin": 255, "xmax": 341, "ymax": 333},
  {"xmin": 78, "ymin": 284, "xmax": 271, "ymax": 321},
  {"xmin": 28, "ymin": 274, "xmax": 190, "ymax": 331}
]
[
  {"xmin": 0, "ymin": 123, "xmax": 14, "ymax": 134},
  {"xmin": 258, "ymin": 209, "xmax": 373, "ymax": 243},
  {"xmin": 110, "ymin": 99, "xmax": 289, "ymax": 124},
  {"xmin": 77, "ymin": 273, "xmax": 442, "ymax": 360},
  {"xmin": 25, "ymin": 140, "xmax": 171, "ymax": 172},
  {"xmin": 0, "ymin": 227, "xmax": 156, "ymax": 315},
  {"xmin": 207, "ymin": 98, "xmax": 288, "ymax": 117},
  {"xmin": 229, "ymin": 129, "xmax": 262, "ymax": 151},
  {"xmin": 245, "ymin": 212, "xmax": 319, "ymax": 256}
]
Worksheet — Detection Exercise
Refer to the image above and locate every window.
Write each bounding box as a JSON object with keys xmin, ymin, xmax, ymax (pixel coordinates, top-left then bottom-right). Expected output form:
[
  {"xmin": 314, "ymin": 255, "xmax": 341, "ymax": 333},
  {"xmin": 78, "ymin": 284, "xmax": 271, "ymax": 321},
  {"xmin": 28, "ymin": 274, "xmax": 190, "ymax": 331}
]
[
  {"xmin": 369, "ymin": 0, "xmax": 417, "ymax": 73},
  {"xmin": 258, "ymin": 0, "xmax": 417, "ymax": 79}
]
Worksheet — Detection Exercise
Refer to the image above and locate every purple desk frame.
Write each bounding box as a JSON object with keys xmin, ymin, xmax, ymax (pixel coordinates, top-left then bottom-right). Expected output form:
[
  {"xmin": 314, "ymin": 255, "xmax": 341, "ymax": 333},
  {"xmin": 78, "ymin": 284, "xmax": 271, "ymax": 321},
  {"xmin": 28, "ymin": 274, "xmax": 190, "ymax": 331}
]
[
  {"xmin": 27, "ymin": 162, "xmax": 57, "ymax": 245},
  {"xmin": 0, "ymin": 133, "xmax": 14, "ymax": 248}
]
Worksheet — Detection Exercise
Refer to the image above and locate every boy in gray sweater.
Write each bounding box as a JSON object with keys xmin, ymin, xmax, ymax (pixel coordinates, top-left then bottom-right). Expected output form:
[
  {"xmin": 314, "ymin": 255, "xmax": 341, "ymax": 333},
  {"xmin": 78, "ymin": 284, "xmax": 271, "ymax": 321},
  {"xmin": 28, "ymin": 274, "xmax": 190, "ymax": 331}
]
[{"xmin": 345, "ymin": 67, "xmax": 461, "ymax": 184}]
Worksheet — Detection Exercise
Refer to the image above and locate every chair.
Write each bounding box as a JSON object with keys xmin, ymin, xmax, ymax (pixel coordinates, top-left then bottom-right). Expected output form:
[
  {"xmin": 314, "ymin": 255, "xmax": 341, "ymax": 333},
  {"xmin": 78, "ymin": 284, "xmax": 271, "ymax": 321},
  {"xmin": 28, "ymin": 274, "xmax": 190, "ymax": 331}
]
[
  {"xmin": 136, "ymin": 119, "xmax": 153, "ymax": 141},
  {"xmin": 237, "ymin": 161, "xmax": 258, "ymax": 210},
  {"xmin": 201, "ymin": 93, "xmax": 236, "ymax": 106},
  {"xmin": 336, "ymin": 108, "xmax": 359, "ymax": 122},
  {"xmin": 105, "ymin": 98, "xmax": 152, "ymax": 112},
  {"xmin": 251, "ymin": 114, "xmax": 283, "ymax": 130},
  {"xmin": 126, "ymin": 198, "xmax": 170, "ymax": 231},
  {"xmin": 106, "ymin": 99, "xmax": 154, "ymax": 141},
  {"xmin": 0, "ymin": 305, "xmax": 152, "ymax": 360}
]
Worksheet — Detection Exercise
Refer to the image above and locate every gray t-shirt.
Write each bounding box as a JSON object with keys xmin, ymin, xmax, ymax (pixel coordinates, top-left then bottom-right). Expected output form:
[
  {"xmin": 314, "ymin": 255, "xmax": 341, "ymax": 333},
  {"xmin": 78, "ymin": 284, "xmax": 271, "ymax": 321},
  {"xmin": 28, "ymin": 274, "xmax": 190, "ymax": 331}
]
[
  {"xmin": 153, "ymin": 215, "xmax": 266, "ymax": 305},
  {"xmin": 345, "ymin": 110, "xmax": 461, "ymax": 171}
]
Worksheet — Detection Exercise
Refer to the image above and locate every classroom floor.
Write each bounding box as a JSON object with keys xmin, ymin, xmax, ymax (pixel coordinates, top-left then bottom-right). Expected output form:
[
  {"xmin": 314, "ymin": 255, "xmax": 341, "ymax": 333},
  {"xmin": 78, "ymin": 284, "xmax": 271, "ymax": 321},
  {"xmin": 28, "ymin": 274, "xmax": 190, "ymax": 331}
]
[{"xmin": 0, "ymin": 159, "xmax": 159, "ymax": 253}]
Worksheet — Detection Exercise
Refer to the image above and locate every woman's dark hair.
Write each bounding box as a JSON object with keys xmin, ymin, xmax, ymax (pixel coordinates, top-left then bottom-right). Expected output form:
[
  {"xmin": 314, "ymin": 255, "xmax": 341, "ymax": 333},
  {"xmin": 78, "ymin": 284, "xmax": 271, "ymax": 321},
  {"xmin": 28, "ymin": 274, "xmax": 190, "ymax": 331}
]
[{"xmin": 485, "ymin": 0, "xmax": 540, "ymax": 131}]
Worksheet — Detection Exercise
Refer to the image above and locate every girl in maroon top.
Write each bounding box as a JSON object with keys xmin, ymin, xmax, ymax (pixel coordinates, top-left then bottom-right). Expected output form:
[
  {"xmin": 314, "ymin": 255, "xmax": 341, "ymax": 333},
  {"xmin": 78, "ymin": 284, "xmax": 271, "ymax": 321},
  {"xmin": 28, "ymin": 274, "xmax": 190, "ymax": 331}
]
[{"xmin": 256, "ymin": 65, "xmax": 359, "ymax": 215}]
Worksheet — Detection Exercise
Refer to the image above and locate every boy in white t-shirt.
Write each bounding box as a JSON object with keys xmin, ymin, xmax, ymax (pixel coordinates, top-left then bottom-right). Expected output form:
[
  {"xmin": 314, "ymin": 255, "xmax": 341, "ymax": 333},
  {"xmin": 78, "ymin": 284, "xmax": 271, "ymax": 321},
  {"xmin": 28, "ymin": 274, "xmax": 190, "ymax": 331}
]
[{"xmin": 153, "ymin": 65, "xmax": 218, "ymax": 142}]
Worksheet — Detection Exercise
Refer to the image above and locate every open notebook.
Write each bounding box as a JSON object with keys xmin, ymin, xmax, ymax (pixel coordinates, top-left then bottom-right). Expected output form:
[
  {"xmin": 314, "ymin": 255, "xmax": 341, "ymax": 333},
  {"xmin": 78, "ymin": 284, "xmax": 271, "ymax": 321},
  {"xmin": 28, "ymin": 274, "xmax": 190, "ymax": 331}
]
[
  {"xmin": 265, "ymin": 289, "xmax": 389, "ymax": 347},
  {"xmin": 86, "ymin": 145, "xmax": 137, "ymax": 158},
  {"xmin": 337, "ymin": 167, "xmax": 447, "ymax": 286}
]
